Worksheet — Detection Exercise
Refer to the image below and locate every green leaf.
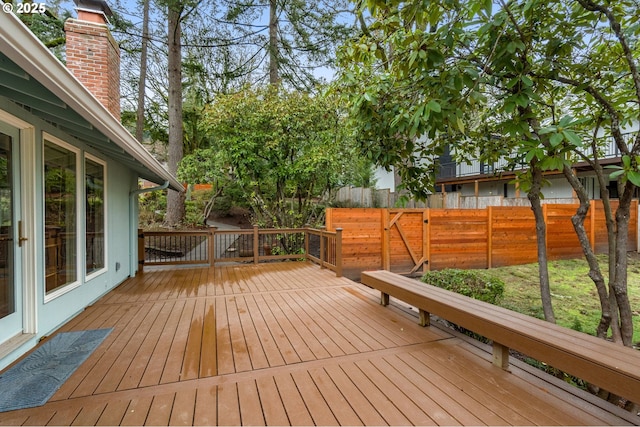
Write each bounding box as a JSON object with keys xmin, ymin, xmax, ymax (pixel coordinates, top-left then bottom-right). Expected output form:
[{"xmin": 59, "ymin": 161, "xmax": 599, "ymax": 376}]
[
  {"xmin": 562, "ymin": 130, "xmax": 581, "ymax": 146},
  {"xmin": 558, "ymin": 115, "xmax": 573, "ymax": 127},
  {"xmin": 525, "ymin": 149, "xmax": 536, "ymax": 163},
  {"xmin": 549, "ymin": 133, "xmax": 564, "ymax": 147},
  {"xmin": 521, "ymin": 75, "xmax": 533, "ymax": 87},
  {"xmin": 504, "ymin": 102, "xmax": 516, "ymax": 114},
  {"xmin": 608, "ymin": 169, "xmax": 624, "ymax": 179},
  {"xmin": 427, "ymin": 100, "xmax": 442, "ymax": 113},
  {"xmin": 484, "ymin": 0, "xmax": 492, "ymax": 15},
  {"xmin": 515, "ymin": 94, "xmax": 529, "ymax": 108},
  {"xmin": 628, "ymin": 171, "xmax": 640, "ymax": 187},
  {"xmin": 538, "ymin": 126, "xmax": 556, "ymax": 135}
]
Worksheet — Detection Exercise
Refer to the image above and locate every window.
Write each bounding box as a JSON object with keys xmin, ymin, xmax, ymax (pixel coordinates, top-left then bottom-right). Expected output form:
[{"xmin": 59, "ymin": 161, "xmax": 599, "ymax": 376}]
[
  {"xmin": 85, "ymin": 156, "xmax": 105, "ymax": 276},
  {"xmin": 44, "ymin": 138, "xmax": 78, "ymax": 294}
]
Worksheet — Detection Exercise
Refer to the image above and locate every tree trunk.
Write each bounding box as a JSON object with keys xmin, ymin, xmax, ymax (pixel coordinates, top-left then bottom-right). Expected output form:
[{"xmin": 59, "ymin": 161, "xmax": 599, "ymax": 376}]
[
  {"xmin": 613, "ymin": 180, "xmax": 635, "ymax": 346},
  {"xmin": 593, "ymin": 158, "xmax": 622, "ymax": 342},
  {"xmin": 527, "ymin": 161, "xmax": 555, "ymax": 323},
  {"xmin": 135, "ymin": 0, "xmax": 150, "ymax": 143},
  {"xmin": 561, "ymin": 166, "xmax": 613, "ymax": 339},
  {"xmin": 269, "ymin": 0, "xmax": 280, "ymax": 85},
  {"xmin": 166, "ymin": 2, "xmax": 185, "ymax": 226}
]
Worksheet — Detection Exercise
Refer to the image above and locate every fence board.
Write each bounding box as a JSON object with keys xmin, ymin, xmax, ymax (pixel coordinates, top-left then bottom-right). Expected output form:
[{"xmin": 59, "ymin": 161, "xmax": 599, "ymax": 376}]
[{"xmin": 326, "ymin": 201, "xmax": 638, "ymax": 279}]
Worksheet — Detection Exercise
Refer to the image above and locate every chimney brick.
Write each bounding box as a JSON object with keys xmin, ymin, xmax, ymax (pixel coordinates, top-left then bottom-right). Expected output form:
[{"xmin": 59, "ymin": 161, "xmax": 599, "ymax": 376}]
[{"xmin": 64, "ymin": 3, "xmax": 120, "ymax": 118}]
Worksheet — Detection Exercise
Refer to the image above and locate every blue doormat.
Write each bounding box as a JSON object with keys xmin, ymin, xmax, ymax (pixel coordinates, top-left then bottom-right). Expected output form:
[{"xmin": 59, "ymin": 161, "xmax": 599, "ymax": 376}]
[{"xmin": 0, "ymin": 328, "xmax": 112, "ymax": 412}]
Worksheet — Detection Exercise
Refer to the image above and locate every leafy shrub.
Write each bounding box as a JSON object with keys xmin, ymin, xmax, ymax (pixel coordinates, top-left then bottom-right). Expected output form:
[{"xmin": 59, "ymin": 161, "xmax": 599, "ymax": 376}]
[
  {"xmin": 421, "ymin": 269, "xmax": 505, "ymax": 343},
  {"xmin": 138, "ymin": 190, "xmax": 166, "ymax": 227},
  {"xmin": 421, "ymin": 269, "xmax": 505, "ymax": 304}
]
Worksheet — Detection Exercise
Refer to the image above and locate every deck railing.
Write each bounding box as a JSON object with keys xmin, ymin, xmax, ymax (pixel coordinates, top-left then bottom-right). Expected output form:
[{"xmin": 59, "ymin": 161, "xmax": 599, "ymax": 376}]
[{"xmin": 138, "ymin": 226, "xmax": 343, "ymax": 276}]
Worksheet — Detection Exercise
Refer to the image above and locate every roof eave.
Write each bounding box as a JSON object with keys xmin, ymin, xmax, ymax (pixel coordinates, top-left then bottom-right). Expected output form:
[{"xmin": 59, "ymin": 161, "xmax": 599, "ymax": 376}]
[{"xmin": 0, "ymin": 12, "xmax": 183, "ymax": 192}]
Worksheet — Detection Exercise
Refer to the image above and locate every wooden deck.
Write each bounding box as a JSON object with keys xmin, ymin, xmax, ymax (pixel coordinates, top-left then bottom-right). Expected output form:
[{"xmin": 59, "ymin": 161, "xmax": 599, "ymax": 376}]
[{"xmin": 0, "ymin": 262, "xmax": 636, "ymax": 426}]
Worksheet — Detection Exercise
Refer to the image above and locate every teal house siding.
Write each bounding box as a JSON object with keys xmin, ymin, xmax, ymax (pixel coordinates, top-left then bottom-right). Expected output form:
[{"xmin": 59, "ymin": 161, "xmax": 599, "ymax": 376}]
[{"xmin": 0, "ymin": 6, "xmax": 181, "ymax": 370}]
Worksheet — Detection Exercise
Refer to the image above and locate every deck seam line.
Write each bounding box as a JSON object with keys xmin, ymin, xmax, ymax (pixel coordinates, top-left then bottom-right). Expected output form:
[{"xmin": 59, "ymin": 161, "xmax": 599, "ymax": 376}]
[
  {"xmin": 94, "ymin": 284, "xmax": 357, "ymax": 307},
  {"xmin": 37, "ymin": 339, "xmax": 457, "ymax": 413}
]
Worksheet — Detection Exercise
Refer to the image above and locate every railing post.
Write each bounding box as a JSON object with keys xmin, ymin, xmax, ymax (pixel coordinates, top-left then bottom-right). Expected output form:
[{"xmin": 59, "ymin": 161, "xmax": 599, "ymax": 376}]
[
  {"xmin": 304, "ymin": 226, "xmax": 310, "ymax": 261},
  {"xmin": 209, "ymin": 226, "xmax": 217, "ymax": 267},
  {"xmin": 137, "ymin": 228, "xmax": 144, "ymax": 273},
  {"xmin": 319, "ymin": 226, "xmax": 326, "ymax": 269},
  {"xmin": 335, "ymin": 228, "xmax": 343, "ymax": 277},
  {"xmin": 253, "ymin": 225, "xmax": 259, "ymax": 264}
]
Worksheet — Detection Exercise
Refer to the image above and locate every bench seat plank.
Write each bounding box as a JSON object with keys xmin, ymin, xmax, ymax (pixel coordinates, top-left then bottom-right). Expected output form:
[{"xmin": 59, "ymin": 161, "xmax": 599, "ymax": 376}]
[
  {"xmin": 362, "ymin": 270, "xmax": 640, "ymax": 404},
  {"xmin": 376, "ymin": 273, "xmax": 638, "ymax": 363},
  {"xmin": 367, "ymin": 270, "xmax": 639, "ymax": 366}
]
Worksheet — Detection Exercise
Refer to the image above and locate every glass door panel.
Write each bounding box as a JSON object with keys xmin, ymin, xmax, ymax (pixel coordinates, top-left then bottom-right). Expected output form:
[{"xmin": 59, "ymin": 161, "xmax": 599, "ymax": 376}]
[{"xmin": 0, "ymin": 124, "xmax": 21, "ymax": 343}]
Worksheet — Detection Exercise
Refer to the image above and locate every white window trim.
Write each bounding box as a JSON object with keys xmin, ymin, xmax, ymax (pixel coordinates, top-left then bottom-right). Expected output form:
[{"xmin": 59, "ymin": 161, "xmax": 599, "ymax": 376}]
[
  {"xmin": 43, "ymin": 133, "xmax": 82, "ymax": 303},
  {"xmin": 84, "ymin": 153, "xmax": 107, "ymax": 282},
  {"xmin": 0, "ymin": 110, "xmax": 37, "ymax": 334}
]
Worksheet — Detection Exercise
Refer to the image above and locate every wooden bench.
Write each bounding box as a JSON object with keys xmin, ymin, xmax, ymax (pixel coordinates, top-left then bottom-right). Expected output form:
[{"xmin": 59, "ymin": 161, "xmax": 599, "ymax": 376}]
[{"xmin": 361, "ymin": 269, "xmax": 640, "ymax": 405}]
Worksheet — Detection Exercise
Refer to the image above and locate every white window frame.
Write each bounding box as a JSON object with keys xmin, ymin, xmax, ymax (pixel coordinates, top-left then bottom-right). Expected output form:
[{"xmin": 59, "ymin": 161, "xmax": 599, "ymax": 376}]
[
  {"xmin": 43, "ymin": 133, "xmax": 82, "ymax": 303},
  {"xmin": 84, "ymin": 153, "xmax": 107, "ymax": 281}
]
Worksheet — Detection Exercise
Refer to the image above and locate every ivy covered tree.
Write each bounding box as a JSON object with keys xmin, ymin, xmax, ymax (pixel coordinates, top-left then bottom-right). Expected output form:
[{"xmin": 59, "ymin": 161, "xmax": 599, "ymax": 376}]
[
  {"xmin": 336, "ymin": 0, "xmax": 640, "ymax": 357},
  {"xmin": 179, "ymin": 86, "xmax": 373, "ymax": 227}
]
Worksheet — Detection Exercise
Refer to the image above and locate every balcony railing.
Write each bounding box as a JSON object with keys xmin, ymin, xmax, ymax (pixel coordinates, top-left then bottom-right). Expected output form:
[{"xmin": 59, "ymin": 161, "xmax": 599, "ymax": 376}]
[{"xmin": 138, "ymin": 226, "xmax": 343, "ymax": 276}]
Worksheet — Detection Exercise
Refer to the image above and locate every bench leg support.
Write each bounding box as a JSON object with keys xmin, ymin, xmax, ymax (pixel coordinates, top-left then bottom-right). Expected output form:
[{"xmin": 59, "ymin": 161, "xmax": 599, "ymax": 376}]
[
  {"xmin": 381, "ymin": 292, "xmax": 389, "ymax": 306},
  {"xmin": 418, "ymin": 309, "xmax": 430, "ymax": 327},
  {"xmin": 492, "ymin": 342, "xmax": 510, "ymax": 370}
]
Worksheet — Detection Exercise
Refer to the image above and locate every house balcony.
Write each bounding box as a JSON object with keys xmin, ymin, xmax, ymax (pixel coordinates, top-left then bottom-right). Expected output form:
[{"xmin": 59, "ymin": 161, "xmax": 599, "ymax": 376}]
[{"xmin": 0, "ymin": 261, "xmax": 636, "ymax": 426}]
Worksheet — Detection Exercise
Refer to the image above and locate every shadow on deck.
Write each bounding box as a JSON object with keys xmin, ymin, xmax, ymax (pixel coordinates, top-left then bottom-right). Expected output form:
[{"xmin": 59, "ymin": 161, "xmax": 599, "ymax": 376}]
[{"xmin": 0, "ymin": 262, "xmax": 636, "ymax": 426}]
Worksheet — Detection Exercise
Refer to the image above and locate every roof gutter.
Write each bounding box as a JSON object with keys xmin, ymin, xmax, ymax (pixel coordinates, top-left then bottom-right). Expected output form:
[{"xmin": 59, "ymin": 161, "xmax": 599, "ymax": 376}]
[{"xmin": 0, "ymin": 12, "xmax": 183, "ymax": 192}]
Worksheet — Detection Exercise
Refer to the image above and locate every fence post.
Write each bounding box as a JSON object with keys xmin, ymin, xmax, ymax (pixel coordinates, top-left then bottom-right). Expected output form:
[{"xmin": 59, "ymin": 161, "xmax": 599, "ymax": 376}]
[
  {"xmin": 590, "ymin": 205, "xmax": 596, "ymax": 252},
  {"xmin": 382, "ymin": 209, "xmax": 390, "ymax": 271},
  {"xmin": 422, "ymin": 210, "xmax": 429, "ymax": 274},
  {"xmin": 253, "ymin": 225, "xmax": 259, "ymax": 264},
  {"xmin": 209, "ymin": 226, "xmax": 217, "ymax": 267},
  {"xmin": 137, "ymin": 228, "xmax": 144, "ymax": 273},
  {"xmin": 335, "ymin": 228, "xmax": 343, "ymax": 277},
  {"xmin": 487, "ymin": 206, "xmax": 493, "ymax": 269},
  {"xmin": 543, "ymin": 203, "xmax": 549, "ymax": 255}
]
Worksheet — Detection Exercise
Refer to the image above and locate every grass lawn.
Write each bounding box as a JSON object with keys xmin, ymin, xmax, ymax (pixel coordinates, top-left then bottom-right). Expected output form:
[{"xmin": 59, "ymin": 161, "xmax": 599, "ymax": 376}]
[{"xmin": 489, "ymin": 252, "xmax": 640, "ymax": 345}]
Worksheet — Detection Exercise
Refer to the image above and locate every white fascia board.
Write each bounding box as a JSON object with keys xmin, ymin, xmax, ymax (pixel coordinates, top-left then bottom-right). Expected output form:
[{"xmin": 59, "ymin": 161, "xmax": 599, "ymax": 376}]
[{"xmin": 0, "ymin": 12, "xmax": 183, "ymax": 192}]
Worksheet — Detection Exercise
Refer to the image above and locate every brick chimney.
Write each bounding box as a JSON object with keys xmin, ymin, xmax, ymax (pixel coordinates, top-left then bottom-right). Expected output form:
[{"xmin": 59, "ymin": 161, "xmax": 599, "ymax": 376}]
[{"xmin": 64, "ymin": 0, "xmax": 120, "ymax": 118}]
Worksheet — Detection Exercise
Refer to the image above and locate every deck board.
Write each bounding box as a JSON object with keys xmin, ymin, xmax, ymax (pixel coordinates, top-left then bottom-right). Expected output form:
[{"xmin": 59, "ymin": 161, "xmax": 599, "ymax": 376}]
[
  {"xmin": 0, "ymin": 261, "xmax": 636, "ymax": 426},
  {"xmin": 255, "ymin": 376, "xmax": 290, "ymax": 426},
  {"xmin": 120, "ymin": 396, "xmax": 153, "ymax": 426},
  {"xmin": 193, "ymin": 385, "xmax": 217, "ymax": 426}
]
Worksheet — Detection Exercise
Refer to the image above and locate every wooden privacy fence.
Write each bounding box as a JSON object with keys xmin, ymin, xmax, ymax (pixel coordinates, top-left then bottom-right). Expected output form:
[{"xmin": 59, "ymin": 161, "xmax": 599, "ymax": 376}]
[
  {"xmin": 138, "ymin": 226, "xmax": 343, "ymax": 276},
  {"xmin": 325, "ymin": 201, "xmax": 639, "ymax": 279}
]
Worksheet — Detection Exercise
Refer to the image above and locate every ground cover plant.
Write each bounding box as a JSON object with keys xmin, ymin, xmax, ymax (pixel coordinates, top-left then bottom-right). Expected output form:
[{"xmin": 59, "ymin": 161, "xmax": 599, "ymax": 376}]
[{"xmin": 489, "ymin": 253, "xmax": 640, "ymax": 345}]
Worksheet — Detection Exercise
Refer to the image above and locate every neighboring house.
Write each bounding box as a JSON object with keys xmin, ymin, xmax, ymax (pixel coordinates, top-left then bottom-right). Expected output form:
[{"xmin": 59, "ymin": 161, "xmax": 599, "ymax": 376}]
[
  {"xmin": 0, "ymin": 2, "xmax": 182, "ymax": 370},
  {"xmin": 434, "ymin": 129, "xmax": 639, "ymax": 200},
  {"xmin": 374, "ymin": 129, "xmax": 639, "ymax": 202}
]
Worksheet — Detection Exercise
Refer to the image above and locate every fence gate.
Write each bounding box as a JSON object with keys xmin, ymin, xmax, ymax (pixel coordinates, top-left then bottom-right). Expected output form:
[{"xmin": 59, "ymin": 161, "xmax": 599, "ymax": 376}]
[{"xmin": 383, "ymin": 209, "xmax": 429, "ymax": 275}]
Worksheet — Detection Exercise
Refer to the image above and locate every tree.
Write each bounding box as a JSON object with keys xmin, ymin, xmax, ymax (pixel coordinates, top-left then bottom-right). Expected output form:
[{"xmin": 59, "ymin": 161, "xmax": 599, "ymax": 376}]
[
  {"xmin": 164, "ymin": 0, "xmax": 186, "ymax": 226},
  {"xmin": 336, "ymin": 0, "xmax": 639, "ymax": 350},
  {"xmin": 220, "ymin": 0, "xmax": 355, "ymax": 89},
  {"xmin": 135, "ymin": 0, "xmax": 151, "ymax": 143},
  {"xmin": 180, "ymin": 86, "xmax": 372, "ymax": 227}
]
